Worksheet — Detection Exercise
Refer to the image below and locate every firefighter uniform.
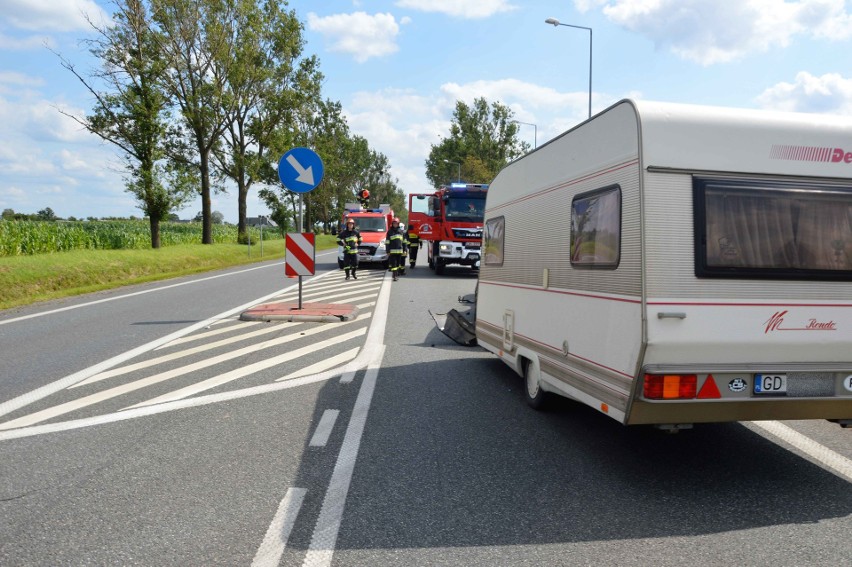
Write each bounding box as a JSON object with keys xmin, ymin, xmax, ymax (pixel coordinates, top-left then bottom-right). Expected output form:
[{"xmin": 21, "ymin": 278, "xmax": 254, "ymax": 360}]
[
  {"xmin": 338, "ymin": 220, "xmax": 362, "ymax": 280},
  {"xmin": 385, "ymin": 218, "xmax": 406, "ymax": 281},
  {"xmin": 407, "ymin": 224, "xmax": 420, "ymax": 268}
]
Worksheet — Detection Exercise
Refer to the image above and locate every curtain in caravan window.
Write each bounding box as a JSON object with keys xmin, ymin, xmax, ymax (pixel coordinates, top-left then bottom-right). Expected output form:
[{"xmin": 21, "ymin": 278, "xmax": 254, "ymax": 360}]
[
  {"xmin": 795, "ymin": 196, "xmax": 852, "ymax": 270},
  {"xmin": 704, "ymin": 186, "xmax": 852, "ymax": 271}
]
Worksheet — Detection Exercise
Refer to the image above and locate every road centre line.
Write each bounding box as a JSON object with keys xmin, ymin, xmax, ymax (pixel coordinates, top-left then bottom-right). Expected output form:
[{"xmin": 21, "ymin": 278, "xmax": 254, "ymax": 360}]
[
  {"xmin": 251, "ymin": 487, "xmax": 307, "ymax": 567},
  {"xmin": 0, "ymin": 274, "xmax": 391, "ymax": 442},
  {"xmin": 749, "ymin": 421, "xmax": 852, "ymax": 482},
  {"xmin": 126, "ymin": 328, "xmax": 367, "ymax": 409},
  {"xmin": 0, "ymin": 272, "xmax": 333, "ymax": 420},
  {"xmin": 309, "ymin": 410, "xmax": 340, "ymax": 447},
  {"xmin": 302, "ymin": 272, "xmax": 392, "ymax": 567}
]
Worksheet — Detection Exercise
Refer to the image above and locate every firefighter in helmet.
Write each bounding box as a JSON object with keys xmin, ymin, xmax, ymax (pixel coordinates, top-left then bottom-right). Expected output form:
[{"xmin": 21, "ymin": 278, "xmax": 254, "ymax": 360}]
[
  {"xmin": 385, "ymin": 216, "xmax": 407, "ymax": 281},
  {"xmin": 407, "ymin": 224, "xmax": 420, "ymax": 268},
  {"xmin": 338, "ymin": 217, "xmax": 362, "ymax": 280}
]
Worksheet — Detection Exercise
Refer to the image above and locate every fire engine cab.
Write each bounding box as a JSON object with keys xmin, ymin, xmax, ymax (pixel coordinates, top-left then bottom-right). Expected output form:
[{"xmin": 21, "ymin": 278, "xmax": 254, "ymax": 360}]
[
  {"xmin": 338, "ymin": 203, "xmax": 394, "ymax": 269},
  {"xmin": 408, "ymin": 183, "xmax": 488, "ymax": 274}
]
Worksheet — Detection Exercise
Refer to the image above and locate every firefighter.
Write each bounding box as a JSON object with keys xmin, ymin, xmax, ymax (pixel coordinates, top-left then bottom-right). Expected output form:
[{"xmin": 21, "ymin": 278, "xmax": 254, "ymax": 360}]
[
  {"xmin": 385, "ymin": 216, "xmax": 406, "ymax": 281},
  {"xmin": 407, "ymin": 224, "xmax": 420, "ymax": 268},
  {"xmin": 338, "ymin": 217, "xmax": 362, "ymax": 280}
]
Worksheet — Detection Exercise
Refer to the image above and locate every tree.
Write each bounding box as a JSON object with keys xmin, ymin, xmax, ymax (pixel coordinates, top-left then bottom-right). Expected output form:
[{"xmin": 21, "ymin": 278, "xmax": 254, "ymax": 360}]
[
  {"xmin": 211, "ymin": 0, "xmax": 323, "ymax": 244},
  {"xmin": 211, "ymin": 210, "xmax": 224, "ymax": 224},
  {"xmin": 56, "ymin": 0, "xmax": 194, "ymax": 248},
  {"xmin": 1, "ymin": 209, "xmax": 13, "ymax": 220},
  {"xmin": 151, "ymin": 0, "xmax": 240, "ymax": 244},
  {"xmin": 37, "ymin": 207, "xmax": 57, "ymax": 221},
  {"xmin": 425, "ymin": 97, "xmax": 529, "ymax": 188}
]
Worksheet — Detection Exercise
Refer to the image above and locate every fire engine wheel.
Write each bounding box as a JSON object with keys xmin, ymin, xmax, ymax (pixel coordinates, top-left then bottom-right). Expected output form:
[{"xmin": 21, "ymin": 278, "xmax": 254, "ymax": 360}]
[
  {"xmin": 523, "ymin": 358, "xmax": 546, "ymax": 410},
  {"xmin": 435, "ymin": 259, "xmax": 445, "ymax": 275}
]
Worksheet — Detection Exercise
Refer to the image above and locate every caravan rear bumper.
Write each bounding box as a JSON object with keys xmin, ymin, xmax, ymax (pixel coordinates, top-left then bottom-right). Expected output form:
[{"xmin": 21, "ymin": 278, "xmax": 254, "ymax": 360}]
[{"xmin": 627, "ymin": 398, "xmax": 851, "ymax": 425}]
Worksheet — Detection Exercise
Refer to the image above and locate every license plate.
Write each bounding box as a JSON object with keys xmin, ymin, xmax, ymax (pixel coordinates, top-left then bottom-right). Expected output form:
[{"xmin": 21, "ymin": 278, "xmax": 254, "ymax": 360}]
[{"xmin": 754, "ymin": 374, "xmax": 787, "ymax": 395}]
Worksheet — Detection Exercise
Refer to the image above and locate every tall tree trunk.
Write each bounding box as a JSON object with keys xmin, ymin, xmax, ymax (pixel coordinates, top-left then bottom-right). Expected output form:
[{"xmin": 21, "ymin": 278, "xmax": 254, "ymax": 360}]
[
  {"xmin": 149, "ymin": 215, "xmax": 161, "ymax": 249},
  {"xmin": 199, "ymin": 147, "xmax": 212, "ymax": 244}
]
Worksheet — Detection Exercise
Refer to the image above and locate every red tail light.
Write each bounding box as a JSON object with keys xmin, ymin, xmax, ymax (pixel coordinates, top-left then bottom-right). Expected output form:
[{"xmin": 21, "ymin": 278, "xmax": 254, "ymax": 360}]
[{"xmin": 643, "ymin": 374, "xmax": 697, "ymax": 400}]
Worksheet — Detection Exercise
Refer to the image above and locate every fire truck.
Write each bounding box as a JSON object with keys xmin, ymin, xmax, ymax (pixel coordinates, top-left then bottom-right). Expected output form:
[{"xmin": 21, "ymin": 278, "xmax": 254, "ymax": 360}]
[
  {"xmin": 338, "ymin": 202, "xmax": 395, "ymax": 269},
  {"xmin": 408, "ymin": 183, "xmax": 488, "ymax": 274}
]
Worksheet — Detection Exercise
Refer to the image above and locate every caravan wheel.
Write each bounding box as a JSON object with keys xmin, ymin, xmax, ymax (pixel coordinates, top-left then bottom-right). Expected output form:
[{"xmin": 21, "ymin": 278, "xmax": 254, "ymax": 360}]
[{"xmin": 522, "ymin": 358, "xmax": 546, "ymax": 410}]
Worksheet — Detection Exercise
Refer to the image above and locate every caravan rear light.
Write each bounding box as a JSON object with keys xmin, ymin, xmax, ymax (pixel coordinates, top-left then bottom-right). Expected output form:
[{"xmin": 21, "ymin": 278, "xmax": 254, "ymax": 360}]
[{"xmin": 643, "ymin": 374, "xmax": 698, "ymax": 400}]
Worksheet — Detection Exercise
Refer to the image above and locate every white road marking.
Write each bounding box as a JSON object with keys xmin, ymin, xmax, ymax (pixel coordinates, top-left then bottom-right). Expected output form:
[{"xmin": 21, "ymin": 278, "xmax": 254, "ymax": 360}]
[
  {"xmin": 302, "ymin": 272, "xmax": 391, "ymax": 567},
  {"xmin": 0, "ymin": 275, "xmax": 330, "ymax": 420},
  {"xmin": 0, "ymin": 311, "xmax": 367, "ymax": 430},
  {"xmin": 155, "ymin": 320, "xmax": 261, "ymax": 350},
  {"xmin": 126, "ymin": 328, "xmax": 367, "ymax": 409},
  {"xmin": 72, "ymin": 321, "xmax": 302, "ymax": 387},
  {"xmin": 251, "ymin": 487, "xmax": 307, "ymax": 567},
  {"xmin": 309, "ymin": 410, "xmax": 340, "ymax": 447},
  {"xmin": 277, "ymin": 348, "xmax": 360, "ymax": 382},
  {"xmin": 749, "ymin": 421, "xmax": 852, "ymax": 482},
  {"xmin": 0, "ymin": 363, "xmax": 363, "ymax": 441}
]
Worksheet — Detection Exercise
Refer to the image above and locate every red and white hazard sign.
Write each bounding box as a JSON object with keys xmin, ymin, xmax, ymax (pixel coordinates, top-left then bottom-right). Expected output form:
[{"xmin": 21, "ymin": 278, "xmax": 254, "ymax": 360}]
[{"xmin": 285, "ymin": 233, "xmax": 315, "ymax": 277}]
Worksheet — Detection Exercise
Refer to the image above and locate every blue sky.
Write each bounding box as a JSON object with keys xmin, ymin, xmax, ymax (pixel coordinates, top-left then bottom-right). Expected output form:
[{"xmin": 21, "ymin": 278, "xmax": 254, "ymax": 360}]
[{"xmin": 2, "ymin": 0, "xmax": 852, "ymax": 222}]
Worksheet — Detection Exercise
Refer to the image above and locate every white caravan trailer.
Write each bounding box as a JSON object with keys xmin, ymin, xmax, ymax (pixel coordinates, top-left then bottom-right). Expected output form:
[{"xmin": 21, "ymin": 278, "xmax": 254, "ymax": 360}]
[{"xmin": 477, "ymin": 99, "xmax": 852, "ymax": 429}]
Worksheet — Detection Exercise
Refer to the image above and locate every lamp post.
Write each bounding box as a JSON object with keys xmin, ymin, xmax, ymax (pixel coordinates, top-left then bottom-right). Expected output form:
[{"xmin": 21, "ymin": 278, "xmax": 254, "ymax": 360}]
[
  {"xmin": 545, "ymin": 17, "xmax": 592, "ymax": 119},
  {"xmin": 510, "ymin": 120, "xmax": 537, "ymax": 149},
  {"xmin": 443, "ymin": 159, "xmax": 461, "ymax": 182}
]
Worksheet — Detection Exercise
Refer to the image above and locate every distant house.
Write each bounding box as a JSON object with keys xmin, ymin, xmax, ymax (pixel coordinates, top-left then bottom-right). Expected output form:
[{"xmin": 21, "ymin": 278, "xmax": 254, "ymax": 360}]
[{"xmin": 246, "ymin": 216, "xmax": 277, "ymax": 228}]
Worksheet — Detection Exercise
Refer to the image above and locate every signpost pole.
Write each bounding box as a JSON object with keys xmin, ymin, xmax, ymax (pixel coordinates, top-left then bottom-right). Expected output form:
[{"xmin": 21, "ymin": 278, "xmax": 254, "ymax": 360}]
[
  {"xmin": 298, "ymin": 195, "xmax": 303, "ymax": 309},
  {"xmin": 278, "ymin": 147, "xmax": 324, "ymax": 312}
]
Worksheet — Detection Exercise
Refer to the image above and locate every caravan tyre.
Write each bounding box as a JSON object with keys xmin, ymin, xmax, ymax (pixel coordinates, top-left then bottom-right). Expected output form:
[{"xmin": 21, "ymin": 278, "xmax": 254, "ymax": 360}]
[{"xmin": 523, "ymin": 358, "xmax": 546, "ymax": 410}]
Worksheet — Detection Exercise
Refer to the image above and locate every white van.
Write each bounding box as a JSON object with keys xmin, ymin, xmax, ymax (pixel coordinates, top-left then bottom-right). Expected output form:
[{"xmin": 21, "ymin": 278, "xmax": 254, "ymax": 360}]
[{"xmin": 477, "ymin": 99, "xmax": 852, "ymax": 429}]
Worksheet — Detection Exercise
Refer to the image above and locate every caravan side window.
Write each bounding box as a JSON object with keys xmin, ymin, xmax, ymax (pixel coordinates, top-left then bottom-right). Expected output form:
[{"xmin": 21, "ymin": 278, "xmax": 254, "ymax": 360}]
[
  {"xmin": 694, "ymin": 177, "xmax": 852, "ymax": 280},
  {"xmin": 484, "ymin": 216, "xmax": 505, "ymax": 266},
  {"xmin": 570, "ymin": 185, "xmax": 621, "ymax": 268}
]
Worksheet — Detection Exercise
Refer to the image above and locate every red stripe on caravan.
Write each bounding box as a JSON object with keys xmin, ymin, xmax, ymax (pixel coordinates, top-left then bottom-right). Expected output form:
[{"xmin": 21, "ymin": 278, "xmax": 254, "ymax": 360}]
[{"xmin": 479, "ymin": 280, "xmax": 641, "ymax": 304}]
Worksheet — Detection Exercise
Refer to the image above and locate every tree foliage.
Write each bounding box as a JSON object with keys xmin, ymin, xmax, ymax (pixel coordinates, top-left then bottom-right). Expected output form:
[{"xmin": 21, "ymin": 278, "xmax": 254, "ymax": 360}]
[
  {"xmin": 211, "ymin": 0, "xmax": 322, "ymax": 244},
  {"xmin": 55, "ymin": 0, "xmax": 194, "ymax": 248},
  {"xmin": 425, "ymin": 97, "xmax": 529, "ymax": 188}
]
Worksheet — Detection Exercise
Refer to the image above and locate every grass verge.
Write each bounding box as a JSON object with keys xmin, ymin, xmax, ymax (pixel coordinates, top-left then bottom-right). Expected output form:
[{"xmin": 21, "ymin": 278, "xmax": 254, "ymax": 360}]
[{"xmin": 0, "ymin": 236, "xmax": 338, "ymax": 311}]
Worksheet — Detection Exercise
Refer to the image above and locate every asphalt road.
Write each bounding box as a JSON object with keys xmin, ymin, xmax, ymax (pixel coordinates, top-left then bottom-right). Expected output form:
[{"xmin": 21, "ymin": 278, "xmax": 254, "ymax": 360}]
[{"xmin": 0, "ymin": 249, "xmax": 850, "ymax": 566}]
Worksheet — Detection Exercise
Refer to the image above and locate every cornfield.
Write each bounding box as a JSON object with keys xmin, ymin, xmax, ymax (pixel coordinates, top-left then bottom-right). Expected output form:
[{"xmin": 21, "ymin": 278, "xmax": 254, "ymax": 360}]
[{"xmin": 0, "ymin": 220, "xmax": 282, "ymax": 257}]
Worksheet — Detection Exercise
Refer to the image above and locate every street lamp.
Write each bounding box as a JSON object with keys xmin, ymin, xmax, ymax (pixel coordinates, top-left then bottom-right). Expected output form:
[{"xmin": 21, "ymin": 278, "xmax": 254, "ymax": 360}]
[
  {"xmin": 545, "ymin": 17, "xmax": 592, "ymax": 119},
  {"xmin": 510, "ymin": 120, "xmax": 537, "ymax": 149},
  {"xmin": 443, "ymin": 159, "xmax": 461, "ymax": 182}
]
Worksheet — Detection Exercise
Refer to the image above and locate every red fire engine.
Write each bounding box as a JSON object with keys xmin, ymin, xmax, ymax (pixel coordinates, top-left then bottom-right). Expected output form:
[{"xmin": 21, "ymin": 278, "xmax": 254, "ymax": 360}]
[{"xmin": 408, "ymin": 183, "xmax": 488, "ymax": 274}]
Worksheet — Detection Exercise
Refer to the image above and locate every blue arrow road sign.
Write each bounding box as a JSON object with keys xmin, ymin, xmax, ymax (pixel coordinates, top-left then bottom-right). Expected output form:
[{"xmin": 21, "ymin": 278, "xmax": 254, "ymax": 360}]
[{"xmin": 278, "ymin": 147, "xmax": 324, "ymax": 193}]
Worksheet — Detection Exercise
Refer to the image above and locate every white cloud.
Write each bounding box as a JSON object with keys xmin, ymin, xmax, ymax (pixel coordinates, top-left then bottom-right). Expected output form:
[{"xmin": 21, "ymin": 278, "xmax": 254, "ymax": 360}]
[
  {"xmin": 0, "ymin": 0, "xmax": 109, "ymax": 32},
  {"xmin": 341, "ymin": 78, "xmax": 616, "ymax": 195},
  {"xmin": 394, "ymin": 0, "xmax": 518, "ymax": 19},
  {"xmin": 306, "ymin": 12, "xmax": 407, "ymax": 63},
  {"xmin": 756, "ymin": 71, "xmax": 852, "ymax": 114},
  {"xmin": 0, "ymin": 31, "xmax": 51, "ymax": 50},
  {"xmin": 577, "ymin": 0, "xmax": 852, "ymax": 65}
]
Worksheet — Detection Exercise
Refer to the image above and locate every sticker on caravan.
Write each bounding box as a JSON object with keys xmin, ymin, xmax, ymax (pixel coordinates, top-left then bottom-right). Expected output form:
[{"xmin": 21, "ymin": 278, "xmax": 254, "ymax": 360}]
[
  {"xmin": 844, "ymin": 375, "xmax": 852, "ymax": 393},
  {"xmin": 728, "ymin": 378, "xmax": 747, "ymax": 393},
  {"xmin": 769, "ymin": 144, "xmax": 852, "ymax": 164}
]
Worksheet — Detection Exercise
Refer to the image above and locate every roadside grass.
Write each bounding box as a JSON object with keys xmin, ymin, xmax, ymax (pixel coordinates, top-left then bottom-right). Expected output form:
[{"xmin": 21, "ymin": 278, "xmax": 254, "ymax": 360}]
[{"xmin": 0, "ymin": 235, "xmax": 338, "ymax": 311}]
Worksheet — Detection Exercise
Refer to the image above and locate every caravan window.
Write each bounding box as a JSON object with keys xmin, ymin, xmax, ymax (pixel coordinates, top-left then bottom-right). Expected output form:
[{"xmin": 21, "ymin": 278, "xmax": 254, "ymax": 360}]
[
  {"xmin": 694, "ymin": 177, "xmax": 852, "ymax": 280},
  {"xmin": 570, "ymin": 186, "xmax": 621, "ymax": 268},
  {"xmin": 484, "ymin": 216, "xmax": 505, "ymax": 266}
]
